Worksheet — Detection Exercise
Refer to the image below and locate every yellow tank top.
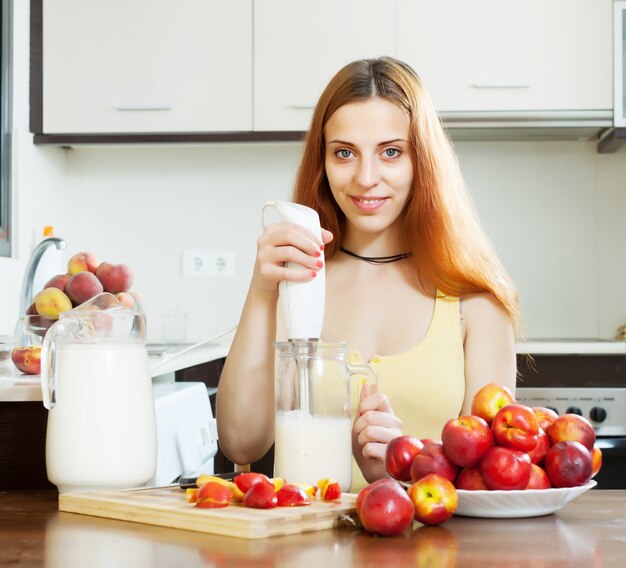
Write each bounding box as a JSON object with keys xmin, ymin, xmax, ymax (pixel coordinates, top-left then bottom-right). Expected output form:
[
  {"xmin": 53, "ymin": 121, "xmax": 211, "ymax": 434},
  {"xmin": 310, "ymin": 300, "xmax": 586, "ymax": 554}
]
[{"xmin": 347, "ymin": 293, "xmax": 465, "ymax": 492}]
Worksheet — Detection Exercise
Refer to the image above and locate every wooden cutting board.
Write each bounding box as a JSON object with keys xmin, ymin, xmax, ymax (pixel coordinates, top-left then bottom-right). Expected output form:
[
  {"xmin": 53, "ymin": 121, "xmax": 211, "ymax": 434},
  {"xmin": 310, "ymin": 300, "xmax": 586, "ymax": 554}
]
[{"xmin": 59, "ymin": 486, "xmax": 358, "ymax": 539}]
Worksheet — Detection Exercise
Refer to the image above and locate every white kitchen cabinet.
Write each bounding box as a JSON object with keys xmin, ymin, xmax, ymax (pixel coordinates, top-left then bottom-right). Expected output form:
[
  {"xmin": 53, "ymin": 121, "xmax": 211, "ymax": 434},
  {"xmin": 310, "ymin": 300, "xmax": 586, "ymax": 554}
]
[
  {"xmin": 396, "ymin": 0, "xmax": 613, "ymax": 113},
  {"xmin": 253, "ymin": 0, "xmax": 396, "ymax": 132},
  {"xmin": 41, "ymin": 0, "xmax": 252, "ymax": 134}
]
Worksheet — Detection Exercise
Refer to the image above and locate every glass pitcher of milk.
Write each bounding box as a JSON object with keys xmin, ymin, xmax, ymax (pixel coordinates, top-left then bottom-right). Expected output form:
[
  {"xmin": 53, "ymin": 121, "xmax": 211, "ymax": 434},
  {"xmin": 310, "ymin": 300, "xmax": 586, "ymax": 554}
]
[
  {"xmin": 41, "ymin": 293, "xmax": 157, "ymax": 493},
  {"xmin": 273, "ymin": 341, "xmax": 377, "ymax": 492}
]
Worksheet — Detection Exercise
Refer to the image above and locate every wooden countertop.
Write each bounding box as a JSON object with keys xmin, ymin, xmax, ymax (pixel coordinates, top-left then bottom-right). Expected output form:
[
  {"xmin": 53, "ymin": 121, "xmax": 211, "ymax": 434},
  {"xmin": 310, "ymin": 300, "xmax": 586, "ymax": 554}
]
[{"xmin": 1, "ymin": 489, "xmax": 624, "ymax": 566}]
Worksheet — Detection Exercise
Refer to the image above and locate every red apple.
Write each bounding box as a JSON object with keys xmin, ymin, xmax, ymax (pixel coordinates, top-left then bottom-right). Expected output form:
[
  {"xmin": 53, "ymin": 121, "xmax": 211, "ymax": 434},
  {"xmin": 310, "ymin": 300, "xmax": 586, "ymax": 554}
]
[
  {"xmin": 407, "ymin": 473, "xmax": 458, "ymax": 526},
  {"xmin": 385, "ymin": 435, "xmax": 424, "ymax": 482},
  {"xmin": 454, "ymin": 466, "xmax": 489, "ymax": 491},
  {"xmin": 491, "ymin": 404, "xmax": 539, "ymax": 453},
  {"xmin": 276, "ymin": 484, "xmax": 311, "ymax": 507},
  {"xmin": 544, "ymin": 441, "xmax": 593, "ymax": 488},
  {"xmin": 525, "ymin": 464, "xmax": 552, "ymax": 489},
  {"xmin": 441, "ymin": 415, "xmax": 493, "ymax": 468},
  {"xmin": 533, "ymin": 406, "xmax": 559, "ymax": 432},
  {"xmin": 471, "ymin": 383, "xmax": 516, "ymax": 425},
  {"xmin": 95, "ymin": 262, "xmax": 133, "ymax": 294},
  {"xmin": 242, "ymin": 479, "xmax": 278, "ymax": 509},
  {"xmin": 479, "ymin": 446, "xmax": 532, "ymax": 490},
  {"xmin": 591, "ymin": 445, "xmax": 602, "ymax": 478},
  {"xmin": 357, "ymin": 479, "xmax": 414, "ymax": 536},
  {"xmin": 410, "ymin": 442, "xmax": 459, "ymax": 484},
  {"xmin": 546, "ymin": 414, "xmax": 596, "ymax": 452},
  {"xmin": 526, "ymin": 428, "xmax": 550, "ymax": 465}
]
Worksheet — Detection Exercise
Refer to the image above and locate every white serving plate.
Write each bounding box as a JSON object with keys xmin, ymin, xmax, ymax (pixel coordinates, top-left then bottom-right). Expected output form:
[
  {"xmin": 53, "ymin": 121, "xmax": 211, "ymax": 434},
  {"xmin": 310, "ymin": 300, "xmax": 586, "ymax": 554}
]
[{"xmin": 455, "ymin": 480, "xmax": 596, "ymax": 518}]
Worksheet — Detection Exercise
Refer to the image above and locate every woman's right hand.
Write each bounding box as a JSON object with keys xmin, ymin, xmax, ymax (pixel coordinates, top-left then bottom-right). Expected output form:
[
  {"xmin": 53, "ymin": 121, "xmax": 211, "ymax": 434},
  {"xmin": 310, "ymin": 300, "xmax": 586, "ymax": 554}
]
[{"xmin": 252, "ymin": 223, "xmax": 333, "ymax": 295}]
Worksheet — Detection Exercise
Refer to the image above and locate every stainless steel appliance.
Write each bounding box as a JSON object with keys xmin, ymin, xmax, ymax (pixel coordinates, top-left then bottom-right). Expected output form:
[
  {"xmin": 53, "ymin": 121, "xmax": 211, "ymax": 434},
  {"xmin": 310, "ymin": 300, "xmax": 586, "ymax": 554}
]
[{"xmin": 516, "ymin": 340, "xmax": 626, "ymax": 489}]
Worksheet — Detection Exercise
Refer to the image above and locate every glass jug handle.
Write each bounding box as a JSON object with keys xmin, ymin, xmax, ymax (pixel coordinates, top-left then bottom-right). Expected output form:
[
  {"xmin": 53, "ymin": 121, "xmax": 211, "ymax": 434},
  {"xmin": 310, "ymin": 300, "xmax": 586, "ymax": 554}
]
[
  {"xmin": 41, "ymin": 319, "xmax": 80, "ymax": 410},
  {"xmin": 348, "ymin": 363, "xmax": 378, "ymax": 399}
]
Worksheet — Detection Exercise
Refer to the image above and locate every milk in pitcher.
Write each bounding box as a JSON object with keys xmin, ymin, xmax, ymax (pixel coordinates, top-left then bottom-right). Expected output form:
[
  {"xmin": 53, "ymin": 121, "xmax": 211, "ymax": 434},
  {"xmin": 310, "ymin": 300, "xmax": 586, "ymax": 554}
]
[
  {"xmin": 274, "ymin": 409, "xmax": 352, "ymax": 491},
  {"xmin": 45, "ymin": 342, "xmax": 157, "ymax": 493}
]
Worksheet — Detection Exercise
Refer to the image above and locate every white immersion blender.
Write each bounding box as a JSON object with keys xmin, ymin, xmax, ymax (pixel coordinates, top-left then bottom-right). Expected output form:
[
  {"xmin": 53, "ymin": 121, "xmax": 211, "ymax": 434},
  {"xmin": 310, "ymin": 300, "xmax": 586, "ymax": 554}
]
[
  {"xmin": 263, "ymin": 201, "xmax": 326, "ymax": 412},
  {"xmin": 263, "ymin": 201, "xmax": 325, "ymax": 340}
]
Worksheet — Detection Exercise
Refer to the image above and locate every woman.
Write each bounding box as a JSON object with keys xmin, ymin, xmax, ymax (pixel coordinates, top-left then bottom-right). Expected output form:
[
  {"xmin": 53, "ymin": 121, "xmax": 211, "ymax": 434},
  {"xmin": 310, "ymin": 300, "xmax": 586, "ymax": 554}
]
[{"xmin": 216, "ymin": 57, "xmax": 520, "ymax": 491}]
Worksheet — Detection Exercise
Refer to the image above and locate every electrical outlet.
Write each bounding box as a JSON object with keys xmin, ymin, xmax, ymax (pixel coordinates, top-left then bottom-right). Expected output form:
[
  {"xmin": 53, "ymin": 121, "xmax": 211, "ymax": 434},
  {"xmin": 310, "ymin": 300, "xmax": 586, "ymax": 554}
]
[{"xmin": 182, "ymin": 250, "xmax": 235, "ymax": 278}]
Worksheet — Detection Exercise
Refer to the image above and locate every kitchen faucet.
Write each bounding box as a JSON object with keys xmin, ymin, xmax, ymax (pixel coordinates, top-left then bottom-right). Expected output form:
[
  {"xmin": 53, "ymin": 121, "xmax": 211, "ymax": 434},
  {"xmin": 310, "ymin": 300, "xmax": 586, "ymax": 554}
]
[{"xmin": 16, "ymin": 237, "xmax": 67, "ymax": 340}]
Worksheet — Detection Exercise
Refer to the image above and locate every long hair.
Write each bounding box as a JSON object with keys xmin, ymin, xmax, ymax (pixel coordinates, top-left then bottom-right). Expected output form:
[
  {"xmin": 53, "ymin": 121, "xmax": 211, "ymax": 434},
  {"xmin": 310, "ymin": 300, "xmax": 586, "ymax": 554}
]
[{"xmin": 292, "ymin": 57, "xmax": 521, "ymax": 332}]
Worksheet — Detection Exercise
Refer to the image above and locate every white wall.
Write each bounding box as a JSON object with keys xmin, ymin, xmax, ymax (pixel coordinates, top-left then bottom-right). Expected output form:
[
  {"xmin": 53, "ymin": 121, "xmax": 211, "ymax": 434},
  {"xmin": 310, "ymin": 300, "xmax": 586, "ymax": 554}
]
[{"xmin": 2, "ymin": 2, "xmax": 626, "ymax": 343}]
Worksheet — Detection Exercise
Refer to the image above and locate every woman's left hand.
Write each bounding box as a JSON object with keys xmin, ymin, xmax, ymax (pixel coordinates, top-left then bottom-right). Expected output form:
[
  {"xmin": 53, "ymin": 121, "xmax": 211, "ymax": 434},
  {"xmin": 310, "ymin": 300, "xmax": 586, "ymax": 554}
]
[{"xmin": 352, "ymin": 390, "xmax": 404, "ymax": 483}]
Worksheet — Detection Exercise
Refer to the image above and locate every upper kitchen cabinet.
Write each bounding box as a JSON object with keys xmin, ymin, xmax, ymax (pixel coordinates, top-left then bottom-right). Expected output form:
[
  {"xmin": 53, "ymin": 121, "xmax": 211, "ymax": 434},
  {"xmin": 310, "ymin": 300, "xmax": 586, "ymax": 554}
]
[
  {"xmin": 32, "ymin": 0, "xmax": 252, "ymax": 137},
  {"xmin": 253, "ymin": 0, "xmax": 396, "ymax": 132},
  {"xmin": 397, "ymin": 0, "xmax": 613, "ymax": 114}
]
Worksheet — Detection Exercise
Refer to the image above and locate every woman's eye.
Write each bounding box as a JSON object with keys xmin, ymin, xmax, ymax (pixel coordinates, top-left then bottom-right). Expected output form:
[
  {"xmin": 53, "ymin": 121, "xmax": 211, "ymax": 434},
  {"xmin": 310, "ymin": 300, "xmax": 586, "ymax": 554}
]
[
  {"xmin": 336, "ymin": 149, "xmax": 353, "ymax": 159},
  {"xmin": 383, "ymin": 148, "xmax": 400, "ymax": 158}
]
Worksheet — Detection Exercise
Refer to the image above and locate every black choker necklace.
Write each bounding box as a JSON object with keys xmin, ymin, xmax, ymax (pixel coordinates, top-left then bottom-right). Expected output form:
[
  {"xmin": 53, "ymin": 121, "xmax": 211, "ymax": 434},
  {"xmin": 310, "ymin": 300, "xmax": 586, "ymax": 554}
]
[{"xmin": 340, "ymin": 247, "xmax": 411, "ymax": 265}]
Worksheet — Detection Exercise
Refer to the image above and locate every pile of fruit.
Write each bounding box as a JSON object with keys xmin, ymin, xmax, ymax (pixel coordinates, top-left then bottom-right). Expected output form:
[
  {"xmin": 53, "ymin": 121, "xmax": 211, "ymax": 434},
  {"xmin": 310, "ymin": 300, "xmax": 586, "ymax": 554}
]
[
  {"xmin": 185, "ymin": 472, "xmax": 342, "ymax": 509},
  {"xmin": 11, "ymin": 251, "xmax": 136, "ymax": 375},
  {"xmin": 356, "ymin": 383, "xmax": 602, "ymax": 536}
]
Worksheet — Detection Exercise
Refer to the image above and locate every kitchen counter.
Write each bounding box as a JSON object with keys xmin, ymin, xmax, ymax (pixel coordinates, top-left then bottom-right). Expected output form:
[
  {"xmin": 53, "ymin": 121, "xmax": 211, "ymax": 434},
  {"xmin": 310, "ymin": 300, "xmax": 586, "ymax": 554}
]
[
  {"xmin": 1, "ymin": 488, "xmax": 625, "ymax": 567},
  {"xmin": 0, "ymin": 339, "xmax": 231, "ymax": 402}
]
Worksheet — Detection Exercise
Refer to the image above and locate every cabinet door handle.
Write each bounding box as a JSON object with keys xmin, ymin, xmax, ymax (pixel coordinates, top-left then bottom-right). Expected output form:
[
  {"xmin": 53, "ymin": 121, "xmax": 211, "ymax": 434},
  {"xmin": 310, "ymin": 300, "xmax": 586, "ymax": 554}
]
[
  {"xmin": 289, "ymin": 104, "xmax": 316, "ymax": 109},
  {"xmin": 470, "ymin": 83, "xmax": 530, "ymax": 89},
  {"xmin": 115, "ymin": 105, "xmax": 173, "ymax": 111}
]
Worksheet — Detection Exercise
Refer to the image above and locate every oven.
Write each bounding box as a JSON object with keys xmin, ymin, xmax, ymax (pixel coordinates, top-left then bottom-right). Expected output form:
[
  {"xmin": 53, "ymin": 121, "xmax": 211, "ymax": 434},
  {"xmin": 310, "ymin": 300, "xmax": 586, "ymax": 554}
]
[{"xmin": 515, "ymin": 340, "xmax": 626, "ymax": 489}]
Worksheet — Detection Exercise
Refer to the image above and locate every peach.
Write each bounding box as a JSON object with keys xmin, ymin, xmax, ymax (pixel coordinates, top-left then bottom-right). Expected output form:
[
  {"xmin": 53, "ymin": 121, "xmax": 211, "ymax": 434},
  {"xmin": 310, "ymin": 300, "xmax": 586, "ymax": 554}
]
[
  {"xmin": 11, "ymin": 346, "xmax": 42, "ymax": 375},
  {"xmin": 243, "ymin": 479, "xmax": 278, "ymax": 509},
  {"xmin": 95, "ymin": 262, "xmax": 133, "ymax": 294},
  {"xmin": 546, "ymin": 413, "xmax": 596, "ymax": 452},
  {"xmin": 34, "ymin": 287, "xmax": 73, "ymax": 319},
  {"xmin": 532, "ymin": 406, "xmax": 559, "ymax": 432},
  {"xmin": 44, "ymin": 273, "xmax": 72, "ymax": 292},
  {"xmin": 526, "ymin": 464, "xmax": 552, "ymax": 489},
  {"xmin": 410, "ymin": 442, "xmax": 459, "ymax": 484},
  {"xmin": 114, "ymin": 292, "xmax": 136, "ymax": 309},
  {"xmin": 591, "ymin": 445, "xmax": 602, "ymax": 478},
  {"xmin": 270, "ymin": 477, "xmax": 285, "ymax": 492},
  {"xmin": 276, "ymin": 484, "xmax": 311, "ymax": 507},
  {"xmin": 318, "ymin": 478, "xmax": 342, "ymax": 501},
  {"xmin": 544, "ymin": 441, "xmax": 592, "ymax": 488},
  {"xmin": 407, "ymin": 473, "xmax": 458, "ymax": 526},
  {"xmin": 233, "ymin": 472, "xmax": 272, "ymax": 495},
  {"xmin": 385, "ymin": 435, "xmax": 424, "ymax": 481},
  {"xmin": 292, "ymin": 481, "xmax": 318, "ymax": 498},
  {"xmin": 65, "ymin": 271, "xmax": 104, "ymax": 306},
  {"xmin": 358, "ymin": 479, "xmax": 414, "ymax": 536},
  {"xmin": 196, "ymin": 481, "xmax": 232, "ymax": 509},
  {"xmin": 67, "ymin": 251, "xmax": 99, "ymax": 275},
  {"xmin": 470, "ymin": 383, "xmax": 515, "ymax": 426},
  {"xmin": 527, "ymin": 428, "xmax": 550, "ymax": 465},
  {"xmin": 455, "ymin": 466, "xmax": 488, "ymax": 490}
]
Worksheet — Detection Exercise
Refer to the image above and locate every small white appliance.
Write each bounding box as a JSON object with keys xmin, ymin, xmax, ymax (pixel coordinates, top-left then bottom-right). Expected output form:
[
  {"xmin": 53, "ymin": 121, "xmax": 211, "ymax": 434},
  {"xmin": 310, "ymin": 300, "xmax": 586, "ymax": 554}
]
[
  {"xmin": 148, "ymin": 382, "xmax": 218, "ymax": 486},
  {"xmin": 263, "ymin": 201, "xmax": 326, "ymax": 340}
]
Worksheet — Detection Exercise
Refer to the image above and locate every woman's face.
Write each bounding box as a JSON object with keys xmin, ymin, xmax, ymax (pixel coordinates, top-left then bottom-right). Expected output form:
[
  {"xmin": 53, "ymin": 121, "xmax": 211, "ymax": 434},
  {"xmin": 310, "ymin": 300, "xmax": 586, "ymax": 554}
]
[{"xmin": 324, "ymin": 97, "xmax": 413, "ymax": 239}]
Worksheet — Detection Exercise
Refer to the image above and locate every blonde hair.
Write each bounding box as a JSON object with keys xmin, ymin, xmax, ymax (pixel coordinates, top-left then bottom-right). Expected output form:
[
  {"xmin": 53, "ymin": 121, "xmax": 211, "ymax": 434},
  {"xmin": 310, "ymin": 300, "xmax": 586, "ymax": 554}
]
[{"xmin": 293, "ymin": 57, "xmax": 521, "ymax": 332}]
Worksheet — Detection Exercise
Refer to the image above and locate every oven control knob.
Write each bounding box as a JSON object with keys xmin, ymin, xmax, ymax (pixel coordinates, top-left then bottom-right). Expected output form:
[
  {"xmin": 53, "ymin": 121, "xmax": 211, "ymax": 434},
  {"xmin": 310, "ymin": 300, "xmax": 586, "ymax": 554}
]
[
  {"xmin": 566, "ymin": 406, "xmax": 583, "ymax": 416},
  {"xmin": 589, "ymin": 407, "xmax": 607, "ymax": 423},
  {"xmin": 547, "ymin": 406, "xmax": 559, "ymax": 415}
]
